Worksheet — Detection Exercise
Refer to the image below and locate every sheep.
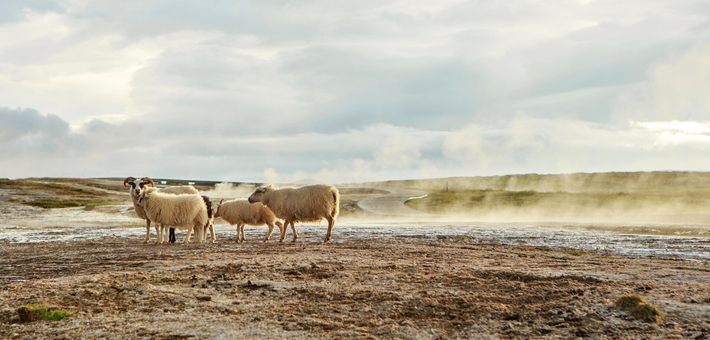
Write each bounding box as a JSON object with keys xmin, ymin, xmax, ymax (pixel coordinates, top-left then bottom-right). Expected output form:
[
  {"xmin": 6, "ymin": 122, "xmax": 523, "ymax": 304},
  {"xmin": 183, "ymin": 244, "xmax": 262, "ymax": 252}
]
[
  {"xmin": 136, "ymin": 189, "xmax": 209, "ymax": 244},
  {"xmin": 201, "ymin": 195, "xmax": 216, "ymax": 244},
  {"xmin": 248, "ymin": 184, "xmax": 339, "ymax": 242},
  {"xmin": 158, "ymin": 195, "xmax": 216, "ymax": 244},
  {"xmin": 213, "ymin": 198, "xmax": 284, "ymax": 243},
  {"xmin": 124, "ymin": 177, "xmax": 200, "ymax": 243}
]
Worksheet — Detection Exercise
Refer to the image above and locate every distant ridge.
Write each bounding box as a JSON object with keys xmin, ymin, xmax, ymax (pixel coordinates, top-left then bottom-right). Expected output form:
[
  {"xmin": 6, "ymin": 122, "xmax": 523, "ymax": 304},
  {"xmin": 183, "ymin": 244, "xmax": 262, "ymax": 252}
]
[{"xmin": 356, "ymin": 171, "xmax": 710, "ymax": 194}]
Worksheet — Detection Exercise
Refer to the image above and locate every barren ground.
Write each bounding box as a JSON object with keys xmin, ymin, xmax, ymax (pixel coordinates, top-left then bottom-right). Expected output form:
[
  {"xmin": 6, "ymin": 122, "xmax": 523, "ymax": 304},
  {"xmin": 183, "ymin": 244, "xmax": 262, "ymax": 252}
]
[
  {"xmin": 1, "ymin": 235, "xmax": 710, "ymax": 339},
  {"xmin": 1, "ymin": 178, "xmax": 710, "ymax": 339}
]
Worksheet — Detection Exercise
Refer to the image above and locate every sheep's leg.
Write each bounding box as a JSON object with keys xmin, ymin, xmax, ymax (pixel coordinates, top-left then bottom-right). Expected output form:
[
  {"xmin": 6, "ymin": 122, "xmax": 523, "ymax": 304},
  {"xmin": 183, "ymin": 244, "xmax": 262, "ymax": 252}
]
[
  {"xmin": 194, "ymin": 223, "xmax": 204, "ymax": 244},
  {"xmin": 324, "ymin": 216, "xmax": 335, "ymax": 243},
  {"xmin": 290, "ymin": 222, "xmax": 298, "ymax": 242},
  {"xmin": 193, "ymin": 223, "xmax": 203, "ymax": 244},
  {"xmin": 264, "ymin": 223, "xmax": 274, "ymax": 242},
  {"xmin": 157, "ymin": 225, "xmax": 164, "ymax": 244},
  {"xmin": 237, "ymin": 224, "xmax": 244, "ymax": 243},
  {"xmin": 169, "ymin": 228, "xmax": 176, "ymax": 243},
  {"xmin": 163, "ymin": 225, "xmax": 170, "ymax": 244},
  {"xmin": 154, "ymin": 224, "xmax": 161, "ymax": 244},
  {"xmin": 144, "ymin": 219, "xmax": 151, "ymax": 243},
  {"xmin": 183, "ymin": 227, "xmax": 192, "ymax": 244},
  {"xmin": 209, "ymin": 223, "xmax": 216, "ymax": 244},
  {"xmin": 279, "ymin": 221, "xmax": 290, "ymax": 242}
]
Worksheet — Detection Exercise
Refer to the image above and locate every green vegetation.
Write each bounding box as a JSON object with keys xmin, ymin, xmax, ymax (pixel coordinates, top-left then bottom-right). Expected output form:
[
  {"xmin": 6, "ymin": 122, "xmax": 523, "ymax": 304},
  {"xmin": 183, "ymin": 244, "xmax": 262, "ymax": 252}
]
[
  {"xmin": 0, "ymin": 179, "xmax": 107, "ymax": 196},
  {"xmin": 401, "ymin": 172, "xmax": 710, "ymax": 219},
  {"xmin": 17, "ymin": 305, "xmax": 73, "ymax": 322},
  {"xmin": 364, "ymin": 171, "xmax": 710, "ymax": 194},
  {"xmin": 1, "ymin": 178, "xmax": 125, "ymax": 209},
  {"xmin": 25, "ymin": 199, "xmax": 120, "ymax": 209},
  {"xmin": 406, "ymin": 189, "xmax": 710, "ymax": 214},
  {"xmin": 615, "ymin": 295, "xmax": 664, "ymax": 323}
]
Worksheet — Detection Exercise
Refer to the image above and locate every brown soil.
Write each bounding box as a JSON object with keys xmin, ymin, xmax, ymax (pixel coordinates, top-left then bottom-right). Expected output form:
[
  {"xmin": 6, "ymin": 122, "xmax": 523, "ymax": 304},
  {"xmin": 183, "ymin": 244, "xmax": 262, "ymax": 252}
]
[{"xmin": 1, "ymin": 235, "xmax": 709, "ymax": 339}]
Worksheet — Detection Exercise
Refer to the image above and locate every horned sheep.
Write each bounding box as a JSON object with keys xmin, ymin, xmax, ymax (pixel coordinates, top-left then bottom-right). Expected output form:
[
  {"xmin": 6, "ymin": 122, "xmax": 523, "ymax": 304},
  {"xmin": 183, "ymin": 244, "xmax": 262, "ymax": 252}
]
[
  {"xmin": 124, "ymin": 177, "xmax": 201, "ymax": 243},
  {"xmin": 136, "ymin": 189, "xmax": 210, "ymax": 244},
  {"xmin": 248, "ymin": 184, "xmax": 339, "ymax": 242},
  {"xmin": 214, "ymin": 199, "xmax": 283, "ymax": 243}
]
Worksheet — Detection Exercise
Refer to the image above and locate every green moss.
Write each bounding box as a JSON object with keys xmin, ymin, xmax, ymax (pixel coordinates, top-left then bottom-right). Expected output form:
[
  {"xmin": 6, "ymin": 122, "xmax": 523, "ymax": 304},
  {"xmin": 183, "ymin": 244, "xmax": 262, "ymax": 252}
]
[
  {"xmin": 567, "ymin": 249, "xmax": 587, "ymax": 256},
  {"xmin": 17, "ymin": 305, "xmax": 72, "ymax": 322},
  {"xmin": 615, "ymin": 295, "xmax": 664, "ymax": 323}
]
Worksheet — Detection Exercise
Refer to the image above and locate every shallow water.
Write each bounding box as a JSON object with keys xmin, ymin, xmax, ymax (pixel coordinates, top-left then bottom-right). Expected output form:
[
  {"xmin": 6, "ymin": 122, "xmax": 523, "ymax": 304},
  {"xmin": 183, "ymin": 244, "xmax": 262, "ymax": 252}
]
[{"xmin": 1, "ymin": 207, "xmax": 709, "ymax": 261}]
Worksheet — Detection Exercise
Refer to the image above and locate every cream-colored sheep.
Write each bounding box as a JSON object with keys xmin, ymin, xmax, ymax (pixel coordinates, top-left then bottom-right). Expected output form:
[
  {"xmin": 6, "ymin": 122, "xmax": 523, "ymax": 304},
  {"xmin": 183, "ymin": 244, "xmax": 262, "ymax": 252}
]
[
  {"xmin": 124, "ymin": 177, "xmax": 200, "ymax": 243},
  {"xmin": 248, "ymin": 184, "xmax": 339, "ymax": 242},
  {"xmin": 214, "ymin": 199, "xmax": 283, "ymax": 243},
  {"xmin": 136, "ymin": 189, "xmax": 209, "ymax": 244}
]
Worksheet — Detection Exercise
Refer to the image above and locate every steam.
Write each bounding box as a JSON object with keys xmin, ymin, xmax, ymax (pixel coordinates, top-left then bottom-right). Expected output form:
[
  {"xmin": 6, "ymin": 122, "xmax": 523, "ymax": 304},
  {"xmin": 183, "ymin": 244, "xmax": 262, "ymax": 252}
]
[{"xmin": 200, "ymin": 182, "xmax": 258, "ymax": 200}]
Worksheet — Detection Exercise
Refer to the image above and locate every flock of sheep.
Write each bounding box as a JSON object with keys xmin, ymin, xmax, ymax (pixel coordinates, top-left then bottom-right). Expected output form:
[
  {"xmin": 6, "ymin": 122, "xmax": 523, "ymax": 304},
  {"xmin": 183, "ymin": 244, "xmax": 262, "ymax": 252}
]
[{"xmin": 123, "ymin": 177, "xmax": 340, "ymax": 244}]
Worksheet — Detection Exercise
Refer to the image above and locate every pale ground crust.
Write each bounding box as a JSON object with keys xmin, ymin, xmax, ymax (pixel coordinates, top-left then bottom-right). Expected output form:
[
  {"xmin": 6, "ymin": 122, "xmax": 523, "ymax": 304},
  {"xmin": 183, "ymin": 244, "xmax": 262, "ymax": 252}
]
[{"xmin": 1, "ymin": 234, "xmax": 709, "ymax": 340}]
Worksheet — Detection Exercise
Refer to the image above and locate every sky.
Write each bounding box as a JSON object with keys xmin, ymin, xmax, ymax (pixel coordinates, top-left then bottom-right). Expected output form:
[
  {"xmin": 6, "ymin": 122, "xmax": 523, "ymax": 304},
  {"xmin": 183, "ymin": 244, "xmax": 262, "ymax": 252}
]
[{"xmin": 1, "ymin": 0, "xmax": 710, "ymax": 184}]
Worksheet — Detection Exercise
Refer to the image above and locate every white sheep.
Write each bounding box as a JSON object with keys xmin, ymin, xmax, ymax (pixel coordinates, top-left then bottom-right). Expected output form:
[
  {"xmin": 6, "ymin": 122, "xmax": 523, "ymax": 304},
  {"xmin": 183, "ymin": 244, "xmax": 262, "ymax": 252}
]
[
  {"xmin": 248, "ymin": 184, "xmax": 340, "ymax": 242},
  {"xmin": 124, "ymin": 177, "xmax": 201, "ymax": 243},
  {"xmin": 136, "ymin": 189, "xmax": 209, "ymax": 244},
  {"xmin": 214, "ymin": 198, "xmax": 284, "ymax": 243}
]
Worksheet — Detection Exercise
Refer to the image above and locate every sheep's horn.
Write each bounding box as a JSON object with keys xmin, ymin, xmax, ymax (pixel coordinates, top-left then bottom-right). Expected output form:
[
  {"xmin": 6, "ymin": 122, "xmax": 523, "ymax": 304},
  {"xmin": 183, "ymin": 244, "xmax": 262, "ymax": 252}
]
[
  {"xmin": 141, "ymin": 177, "xmax": 155, "ymax": 187},
  {"xmin": 123, "ymin": 177, "xmax": 136, "ymax": 187},
  {"xmin": 219, "ymin": 199, "xmax": 224, "ymax": 204}
]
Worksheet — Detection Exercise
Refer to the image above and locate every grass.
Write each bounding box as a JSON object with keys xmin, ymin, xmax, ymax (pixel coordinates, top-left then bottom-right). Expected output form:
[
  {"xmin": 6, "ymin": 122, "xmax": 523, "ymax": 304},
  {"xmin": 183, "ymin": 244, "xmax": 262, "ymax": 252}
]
[
  {"xmin": 0, "ymin": 179, "xmax": 107, "ymax": 196},
  {"xmin": 17, "ymin": 304, "xmax": 73, "ymax": 322},
  {"xmin": 615, "ymin": 295, "xmax": 664, "ymax": 323},
  {"xmin": 25, "ymin": 199, "xmax": 121, "ymax": 209},
  {"xmin": 363, "ymin": 171, "xmax": 710, "ymax": 194},
  {"xmin": 404, "ymin": 188, "xmax": 710, "ymax": 216},
  {"xmin": 1, "ymin": 178, "xmax": 125, "ymax": 209}
]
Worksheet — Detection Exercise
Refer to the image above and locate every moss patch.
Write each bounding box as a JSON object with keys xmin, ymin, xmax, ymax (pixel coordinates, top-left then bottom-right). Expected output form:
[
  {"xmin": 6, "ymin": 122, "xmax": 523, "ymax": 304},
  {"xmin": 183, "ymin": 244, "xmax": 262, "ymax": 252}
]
[
  {"xmin": 615, "ymin": 295, "xmax": 664, "ymax": 323},
  {"xmin": 17, "ymin": 305, "xmax": 72, "ymax": 322}
]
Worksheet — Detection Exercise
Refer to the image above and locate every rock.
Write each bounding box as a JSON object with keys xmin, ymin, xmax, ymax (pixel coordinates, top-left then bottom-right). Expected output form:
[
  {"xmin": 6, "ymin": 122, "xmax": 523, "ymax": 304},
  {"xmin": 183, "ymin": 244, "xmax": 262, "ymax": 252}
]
[{"xmin": 196, "ymin": 295, "xmax": 212, "ymax": 302}]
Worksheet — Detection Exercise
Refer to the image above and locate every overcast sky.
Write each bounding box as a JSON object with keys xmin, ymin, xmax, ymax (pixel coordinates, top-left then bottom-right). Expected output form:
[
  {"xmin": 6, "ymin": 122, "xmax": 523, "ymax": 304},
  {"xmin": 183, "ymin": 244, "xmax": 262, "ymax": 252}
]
[{"xmin": 1, "ymin": 0, "xmax": 710, "ymax": 183}]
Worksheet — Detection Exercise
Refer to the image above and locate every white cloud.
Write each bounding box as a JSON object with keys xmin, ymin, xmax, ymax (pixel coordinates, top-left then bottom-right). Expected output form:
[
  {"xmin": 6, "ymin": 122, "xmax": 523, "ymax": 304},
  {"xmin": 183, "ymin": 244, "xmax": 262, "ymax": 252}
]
[
  {"xmin": 442, "ymin": 124, "xmax": 484, "ymax": 162},
  {"xmin": 2, "ymin": 1, "xmax": 710, "ymax": 181},
  {"xmin": 613, "ymin": 46, "xmax": 710, "ymax": 122}
]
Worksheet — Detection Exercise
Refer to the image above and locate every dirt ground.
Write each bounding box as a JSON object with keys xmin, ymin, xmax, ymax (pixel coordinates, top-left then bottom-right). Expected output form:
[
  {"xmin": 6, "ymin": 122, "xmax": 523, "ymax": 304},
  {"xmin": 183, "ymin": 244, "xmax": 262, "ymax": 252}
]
[
  {"xmin": 1, "ymin": 178, "xmax": 710, "ymax": 339},
  {"xmin": 1, "ymin": 234, "xmax": 710, "ymax": 340}
]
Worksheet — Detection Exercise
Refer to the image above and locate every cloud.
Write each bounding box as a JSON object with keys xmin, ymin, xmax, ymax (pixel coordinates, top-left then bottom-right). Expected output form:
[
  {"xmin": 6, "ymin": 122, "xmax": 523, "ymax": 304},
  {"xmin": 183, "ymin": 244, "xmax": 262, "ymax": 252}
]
[
  {"xmin": 442, "ymin": 124, "xmax": 484, "ymax": 163},
  {"xmin": 612, "ymin": 46, "xmax": 710, "ymax": 123},
  {"xmin": 0, "ymin": 107, "xmax": 72, "ymax": 157},
  {"xmin": 2, "ymin": 1, "xmax": 710, "ymax": 181}
]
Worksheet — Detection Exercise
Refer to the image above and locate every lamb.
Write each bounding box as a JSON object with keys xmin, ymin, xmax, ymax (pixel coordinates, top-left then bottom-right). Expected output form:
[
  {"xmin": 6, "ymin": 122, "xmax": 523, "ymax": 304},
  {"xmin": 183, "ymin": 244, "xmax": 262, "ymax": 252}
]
[
  {"xmin": 213, "ymin": 199, "xmax": 283, "ymax": 243},
  {"xmin": 124, "ymin": 177, "xmax": 200, "ymax": 243},
  {"xmin": 136, "ymin": 189, "xmax": 209, "ymax": 244},
  {"xmin": 248, "ymin": 184, "xmax": 339, "ymax": 242}
]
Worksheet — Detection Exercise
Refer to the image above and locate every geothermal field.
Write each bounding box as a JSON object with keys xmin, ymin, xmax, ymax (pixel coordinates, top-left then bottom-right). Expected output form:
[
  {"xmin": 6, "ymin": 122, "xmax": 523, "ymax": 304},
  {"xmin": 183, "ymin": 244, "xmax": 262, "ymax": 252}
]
[{"xmin": 1, "ymin": 173, "xmax": 709, "ymax": 339}]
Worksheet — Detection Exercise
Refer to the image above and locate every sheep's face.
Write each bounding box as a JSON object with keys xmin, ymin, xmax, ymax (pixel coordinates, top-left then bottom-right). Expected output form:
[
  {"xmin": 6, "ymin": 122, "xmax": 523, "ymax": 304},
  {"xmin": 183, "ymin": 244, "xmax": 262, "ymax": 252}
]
[
  {"xmin": 213, "ymin": 204, "xmax": 222, "ymax": 218},
  {"xmin": 248, "ymin": 185, "xmax": 272, "ymax": 204},
  {"xmin": 124, "ymin": 177, "xmax": 154, "ymax": 197},
  {"xmin": 136, "ymin": 192, "xmax": 151, "ymax": 207}
]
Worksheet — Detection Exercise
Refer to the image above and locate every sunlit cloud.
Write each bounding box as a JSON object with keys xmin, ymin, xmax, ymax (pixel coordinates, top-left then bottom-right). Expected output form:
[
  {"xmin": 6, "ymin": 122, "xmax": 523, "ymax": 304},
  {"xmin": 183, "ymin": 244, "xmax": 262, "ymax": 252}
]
[{"xmin": 1, "ymin": 1, "xmax": 709, "ymax": 181}]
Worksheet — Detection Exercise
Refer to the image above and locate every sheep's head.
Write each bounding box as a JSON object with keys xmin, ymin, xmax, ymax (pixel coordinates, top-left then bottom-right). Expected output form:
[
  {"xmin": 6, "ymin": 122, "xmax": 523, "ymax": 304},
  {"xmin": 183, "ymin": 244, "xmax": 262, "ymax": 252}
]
[
  {"xmin": 248, "ymin": 185, "xmax": 273, "ymax": 204},
  {"xmin": 213, "ymin": 199, "xmax": 224, "ymax": 218},
  {"xmin": 136, "ymin": 191, "xmax": 151, "ymax": 207},
  {"xmin": 124, "ymin": 176, "xmax": 155, "ymax": 197}
]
